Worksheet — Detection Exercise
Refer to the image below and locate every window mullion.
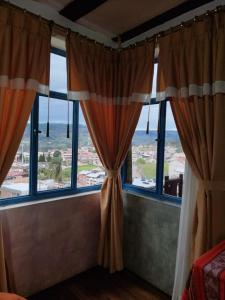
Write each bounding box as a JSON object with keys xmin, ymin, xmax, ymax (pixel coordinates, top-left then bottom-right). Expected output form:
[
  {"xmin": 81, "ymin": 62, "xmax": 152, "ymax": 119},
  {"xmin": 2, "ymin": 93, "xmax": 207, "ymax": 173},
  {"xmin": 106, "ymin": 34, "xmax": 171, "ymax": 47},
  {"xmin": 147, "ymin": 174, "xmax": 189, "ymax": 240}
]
[
  {"xmin": 156, "ymin": 101, "xmax": 166, "ymax": 195},
  {"xmin": 71, "ymin": 101, "xmax": 79, "ymax": 190},
  {"xmin": 30, "ymin": 94, "xmax": 39, "ymax": 197}
]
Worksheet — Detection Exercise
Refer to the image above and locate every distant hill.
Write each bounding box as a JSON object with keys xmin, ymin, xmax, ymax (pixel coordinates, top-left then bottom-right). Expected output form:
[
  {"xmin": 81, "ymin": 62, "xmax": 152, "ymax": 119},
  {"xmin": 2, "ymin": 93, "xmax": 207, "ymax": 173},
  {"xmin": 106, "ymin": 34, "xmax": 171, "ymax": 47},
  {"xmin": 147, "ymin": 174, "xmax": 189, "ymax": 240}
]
[
  {"xmin": 133, "ymin": 130, "xmax": 180, "ymax": 145},
  {"xmin": 19, "ymin": 123, "xmax": 180, "ymax": 152}
]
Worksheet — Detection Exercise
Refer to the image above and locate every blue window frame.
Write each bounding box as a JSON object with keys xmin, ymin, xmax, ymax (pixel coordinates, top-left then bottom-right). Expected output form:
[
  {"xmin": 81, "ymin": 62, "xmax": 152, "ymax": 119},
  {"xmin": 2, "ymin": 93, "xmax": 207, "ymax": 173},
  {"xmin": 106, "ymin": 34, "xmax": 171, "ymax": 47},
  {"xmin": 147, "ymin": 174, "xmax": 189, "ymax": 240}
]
[
  {"xmin": 0, "ymin": 48, "xmax": 102, "ymax": 206},
  {"xmin": 122, "ymin": 98, "xmax": 184, "ymax": 205},
  {"xmin": 0, "ymin": 50, "xmax": 184, "ymax": 206}
]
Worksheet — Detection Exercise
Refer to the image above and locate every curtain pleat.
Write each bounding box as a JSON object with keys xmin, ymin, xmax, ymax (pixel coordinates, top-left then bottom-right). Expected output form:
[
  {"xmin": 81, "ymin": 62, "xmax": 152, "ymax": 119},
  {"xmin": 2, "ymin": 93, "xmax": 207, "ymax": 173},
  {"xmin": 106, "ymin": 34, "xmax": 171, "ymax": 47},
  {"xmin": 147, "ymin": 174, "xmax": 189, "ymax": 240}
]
[
  {"xmin": 157, "ymin": 9, "xmax": 225, "ymax": 292},
  {"xmin": 0, "ymin": 89, "xmax": 36, "ymax": 186},
  {"xmin": 170, "ymin": 94, "xmax": 225, "ymax": 258},
  {"xmin": 67, "ymin": 35, "xmax": 155, "ymax": 272},
  {"xmin": 0, "ymin": 4, "xmax": 51, "ymax": 291},
  {"xmin": 81, "ymin": 101, "xmax": 142, "ymax": 272}
]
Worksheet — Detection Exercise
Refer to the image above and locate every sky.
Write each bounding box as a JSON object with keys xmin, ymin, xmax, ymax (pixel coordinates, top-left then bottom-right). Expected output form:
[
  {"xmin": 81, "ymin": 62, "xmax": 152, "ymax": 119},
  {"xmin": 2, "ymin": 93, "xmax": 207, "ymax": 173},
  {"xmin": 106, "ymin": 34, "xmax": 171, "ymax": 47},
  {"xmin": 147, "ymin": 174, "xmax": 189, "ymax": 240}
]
[{"xmin": 39, "ymin": 53, "xmax": 176, "ymax": 130}]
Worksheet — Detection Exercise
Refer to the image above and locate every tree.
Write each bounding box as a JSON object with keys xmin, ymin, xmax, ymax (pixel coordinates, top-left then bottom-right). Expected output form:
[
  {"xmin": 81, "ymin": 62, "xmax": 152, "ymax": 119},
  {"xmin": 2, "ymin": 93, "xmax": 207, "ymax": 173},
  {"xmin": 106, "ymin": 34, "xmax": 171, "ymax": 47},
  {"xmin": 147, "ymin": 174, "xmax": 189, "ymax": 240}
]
[
  {"xmin": 18, "ymin": 153, "xmax": 23, "ymax": 162},
  {"xmin": 39, "ymin": 153, "xmax": 46, "ymax": 162},
  {"xmin": 51, "ymin": 150, "xmax": 63, "ymax": 183},
  {"xmin": 47, "ymin": 152, "xmax": 52, "ymax": 162},
  {"xmin": 42, "ymin": 152, "xmax": 46, "ymax": 162}
]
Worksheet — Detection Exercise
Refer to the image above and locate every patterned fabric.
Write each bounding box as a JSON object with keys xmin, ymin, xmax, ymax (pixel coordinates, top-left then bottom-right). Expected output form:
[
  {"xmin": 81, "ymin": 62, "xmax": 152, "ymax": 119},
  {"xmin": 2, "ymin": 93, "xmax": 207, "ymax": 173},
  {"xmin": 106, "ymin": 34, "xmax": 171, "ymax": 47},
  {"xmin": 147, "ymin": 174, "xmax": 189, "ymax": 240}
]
[{"xmin": 182, "ymin": 241, "xmax": 225, "ymax": 300}]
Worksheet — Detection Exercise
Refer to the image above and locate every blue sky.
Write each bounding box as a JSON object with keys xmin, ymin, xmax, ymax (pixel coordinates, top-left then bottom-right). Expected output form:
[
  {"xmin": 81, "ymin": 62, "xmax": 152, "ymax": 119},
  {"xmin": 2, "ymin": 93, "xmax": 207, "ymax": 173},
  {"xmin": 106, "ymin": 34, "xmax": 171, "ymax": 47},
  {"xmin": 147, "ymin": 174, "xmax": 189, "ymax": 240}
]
[{"xmin": 39, "ymin": 53, "xmax": 176, "ymax": 130}]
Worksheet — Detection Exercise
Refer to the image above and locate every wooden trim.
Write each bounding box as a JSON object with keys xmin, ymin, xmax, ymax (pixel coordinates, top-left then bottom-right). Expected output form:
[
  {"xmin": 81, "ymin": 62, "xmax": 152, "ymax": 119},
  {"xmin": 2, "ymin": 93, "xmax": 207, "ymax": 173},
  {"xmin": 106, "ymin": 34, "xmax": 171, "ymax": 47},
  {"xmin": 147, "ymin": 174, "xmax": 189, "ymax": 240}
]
[
  {"xmin": 113, "ymin": 0, "xmax": 214, "ymax": 43},
  {"xmin": 60, "ymin": 0, "xmax": 108, "ymax": 21}
]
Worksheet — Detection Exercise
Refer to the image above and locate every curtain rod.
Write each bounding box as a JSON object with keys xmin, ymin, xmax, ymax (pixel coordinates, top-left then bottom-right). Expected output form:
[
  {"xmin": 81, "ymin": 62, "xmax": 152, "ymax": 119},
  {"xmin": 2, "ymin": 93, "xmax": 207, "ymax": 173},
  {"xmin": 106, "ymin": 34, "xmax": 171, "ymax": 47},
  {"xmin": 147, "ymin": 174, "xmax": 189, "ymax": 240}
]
[
  {"xmin": 1, "ymin": 0, "xmax": 225, "ymax": 51},
  {"xmin": 1, "ymin": 0, "xmax": 117, "ymax": 51},
  {"xmin": 125, "ymin": 4, "xmax": 225, "ymax": 49}
]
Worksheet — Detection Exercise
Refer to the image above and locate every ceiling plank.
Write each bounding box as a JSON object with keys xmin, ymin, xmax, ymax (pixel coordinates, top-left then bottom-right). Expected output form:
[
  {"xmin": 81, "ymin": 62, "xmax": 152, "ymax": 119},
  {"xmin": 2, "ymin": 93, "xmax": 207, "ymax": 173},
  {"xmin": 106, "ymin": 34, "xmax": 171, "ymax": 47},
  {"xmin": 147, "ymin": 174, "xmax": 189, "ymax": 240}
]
[
  {"xmin": 60, "ymin": 0, "xmax": 108, "ymax": 21},
  {"xmin": 113, "ymin": 0, "xmax": 214, "ymax": 43}
]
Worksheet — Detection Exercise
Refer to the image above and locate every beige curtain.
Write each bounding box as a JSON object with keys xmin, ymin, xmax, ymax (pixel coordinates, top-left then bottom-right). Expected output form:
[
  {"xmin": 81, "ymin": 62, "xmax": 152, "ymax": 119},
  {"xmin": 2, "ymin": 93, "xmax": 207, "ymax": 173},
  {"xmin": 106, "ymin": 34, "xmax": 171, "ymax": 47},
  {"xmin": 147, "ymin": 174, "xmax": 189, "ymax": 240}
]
[
  {"xmin": 0, "ymin": 4, "xmax": 51, "ymax": 290},
  {"xmin": 67, "ymin": 34, "xmax": 155, "ymax": 272},
  {"xmin": 157, "ymin": 10, "xmax": 225, "ymax": 259}
]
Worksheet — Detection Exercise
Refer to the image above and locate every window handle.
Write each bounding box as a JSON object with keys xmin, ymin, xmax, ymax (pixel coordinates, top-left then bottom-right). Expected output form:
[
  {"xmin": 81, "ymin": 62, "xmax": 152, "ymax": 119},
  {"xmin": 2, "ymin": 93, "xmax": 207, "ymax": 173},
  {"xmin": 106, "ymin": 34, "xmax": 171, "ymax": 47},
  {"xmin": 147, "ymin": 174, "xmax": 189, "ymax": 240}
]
[{"xmin": 33, "ymin": 129, "xmax": 42, "ymax": 134}]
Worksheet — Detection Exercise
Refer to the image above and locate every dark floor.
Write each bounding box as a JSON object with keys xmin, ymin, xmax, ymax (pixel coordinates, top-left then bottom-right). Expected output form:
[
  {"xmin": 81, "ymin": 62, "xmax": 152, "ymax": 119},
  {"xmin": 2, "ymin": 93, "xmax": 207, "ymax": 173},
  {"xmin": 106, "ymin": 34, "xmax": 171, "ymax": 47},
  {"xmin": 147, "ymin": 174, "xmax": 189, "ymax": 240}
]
[{"xmin": 28, "ymin": 267, "xmax": 171, "ymax": 300}]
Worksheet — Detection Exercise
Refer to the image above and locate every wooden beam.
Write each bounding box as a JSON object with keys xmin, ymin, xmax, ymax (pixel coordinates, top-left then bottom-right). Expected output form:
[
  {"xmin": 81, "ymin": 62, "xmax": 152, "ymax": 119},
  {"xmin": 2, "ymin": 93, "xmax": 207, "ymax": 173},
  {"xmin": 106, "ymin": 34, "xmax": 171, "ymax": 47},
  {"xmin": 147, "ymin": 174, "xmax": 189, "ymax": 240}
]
[
  {"xmin": 113, "ymin": 0, "xmax": 214, "ymax": 43},
  {"xmin": 60, "ymin": 0, "xmax": 108, "ymax": 21}
]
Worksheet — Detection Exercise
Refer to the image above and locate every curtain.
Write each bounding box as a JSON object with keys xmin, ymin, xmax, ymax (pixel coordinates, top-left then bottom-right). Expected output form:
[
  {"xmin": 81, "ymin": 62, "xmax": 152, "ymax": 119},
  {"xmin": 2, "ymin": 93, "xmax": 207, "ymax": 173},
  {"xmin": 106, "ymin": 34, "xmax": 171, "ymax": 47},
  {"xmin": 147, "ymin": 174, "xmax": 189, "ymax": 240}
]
[
  {"xmin": 0, "ymin": 4, "xmax": 51, "ymax": 290},
  {"xmin": 157, "ymin": 9, "xmax": 225, "ymax": 289},
  {"xmin": 67, "ymin": 34, "xmax": 155, "ymax": 272},
  {"xmin": 172, "ymin": 162, "xmax": 198, "ymax": 300}
]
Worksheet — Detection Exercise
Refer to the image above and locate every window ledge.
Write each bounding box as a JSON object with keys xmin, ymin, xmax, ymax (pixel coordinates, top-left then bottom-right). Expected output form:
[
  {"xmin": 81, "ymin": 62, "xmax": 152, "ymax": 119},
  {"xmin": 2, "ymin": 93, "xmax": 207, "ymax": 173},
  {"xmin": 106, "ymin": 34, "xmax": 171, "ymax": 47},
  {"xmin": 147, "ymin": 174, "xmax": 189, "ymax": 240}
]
[
  {"xmin": 0, "ymin": 190, "xmax": 100, "ymax": 211},
  {"xmin": 123, "ymin": 185, "xmax": 181, "ymax": 207}
]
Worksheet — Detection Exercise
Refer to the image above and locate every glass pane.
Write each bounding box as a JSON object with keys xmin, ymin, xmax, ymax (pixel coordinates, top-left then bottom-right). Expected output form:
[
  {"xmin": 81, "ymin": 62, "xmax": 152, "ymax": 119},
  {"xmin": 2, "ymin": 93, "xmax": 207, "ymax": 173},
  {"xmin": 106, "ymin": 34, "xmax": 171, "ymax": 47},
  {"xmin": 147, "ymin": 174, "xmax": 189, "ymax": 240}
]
[
  {"xmin": 0, "ymin": 119, "xmax": 30, "ymax": 199},
  {"xmin": 37, "ymin": 97, "xmax": 73, "ymax": 191},
  {"xmin": 50, "ymin": 53, "xmax": 67, "ymax": 93},
  {"xmin": 77, "ymin": 105, "xmax": 105, "ymax": 188},
  {"xmin": 163, "ymin": 102, "xmax": 185, "ymax": 197},
  {"xmin": 130, "ymin": 104, "xmax": 159, "ymax": 189}
]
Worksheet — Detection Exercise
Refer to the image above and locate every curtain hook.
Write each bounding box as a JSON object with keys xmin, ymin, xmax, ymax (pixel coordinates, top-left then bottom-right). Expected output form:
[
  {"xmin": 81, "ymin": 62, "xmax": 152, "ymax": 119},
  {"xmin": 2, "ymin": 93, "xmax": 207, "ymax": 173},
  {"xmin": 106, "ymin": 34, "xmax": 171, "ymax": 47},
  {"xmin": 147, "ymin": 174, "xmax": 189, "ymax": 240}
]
[
  {"xmin": 155, "ymin": 33, "xmax": 161, "ymax": 46},
  {"xmin": 49, "ymin": 20, "xmax": 54, "ymax": 31},
  {"xmin": 193, "ymin": 16, "xmax": 198, "ymax": 22}
]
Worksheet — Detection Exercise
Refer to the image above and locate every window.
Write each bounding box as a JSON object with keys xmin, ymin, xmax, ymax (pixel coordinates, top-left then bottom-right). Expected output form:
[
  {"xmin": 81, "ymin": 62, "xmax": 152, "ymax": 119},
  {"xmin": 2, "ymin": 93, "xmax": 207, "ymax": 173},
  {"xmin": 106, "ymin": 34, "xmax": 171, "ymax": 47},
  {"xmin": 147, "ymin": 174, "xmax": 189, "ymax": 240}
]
[
  {"xmin": 77, "ymin": 105, "xmax": 105, "ymax": 188},
  {"xmin": 0, "ymin": 48, "xmax": 103, "ymax": 203},
  {"xmin": 131, "ymin": 104, "xmax": 159, "ymax": 189},
  {"xmin": 163, "ymin": 103, "xmax": 185, "ymax": 198},
  {"xmin": 0, "ymin": 50, "xmax": 184, "ymax": 205},
  {"xmin": 37, "ymin": 97, "xmax": 73, "ymax": 191},
  {"xmin": 124, "ymin": 64, "xmax": 185, "ymax": 203}
]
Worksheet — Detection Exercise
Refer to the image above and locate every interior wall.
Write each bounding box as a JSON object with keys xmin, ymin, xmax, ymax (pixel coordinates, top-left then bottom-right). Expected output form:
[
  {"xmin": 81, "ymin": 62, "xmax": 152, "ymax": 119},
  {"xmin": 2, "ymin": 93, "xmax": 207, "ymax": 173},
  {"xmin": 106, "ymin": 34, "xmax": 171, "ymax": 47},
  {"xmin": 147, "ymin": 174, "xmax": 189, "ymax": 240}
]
[
  {"xmin": 1, "ymin": 192, "xmax": 100, "ymax": 297},
  {"xmin": 123, "ymin": 192, "xmax": 180, "ymax": 295},
  {"xmin": 1, "ymin": 191, "xmax": 180, "ymax": 297}
]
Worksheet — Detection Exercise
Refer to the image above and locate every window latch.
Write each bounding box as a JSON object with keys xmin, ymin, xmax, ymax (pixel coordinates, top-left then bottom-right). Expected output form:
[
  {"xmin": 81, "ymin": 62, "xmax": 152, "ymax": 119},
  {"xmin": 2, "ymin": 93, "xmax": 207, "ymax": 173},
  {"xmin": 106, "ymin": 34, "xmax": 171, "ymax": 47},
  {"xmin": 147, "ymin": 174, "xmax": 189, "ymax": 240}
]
[{"xmin": 33, "ymin": 129, "xmax": 42, "ymax": 134}]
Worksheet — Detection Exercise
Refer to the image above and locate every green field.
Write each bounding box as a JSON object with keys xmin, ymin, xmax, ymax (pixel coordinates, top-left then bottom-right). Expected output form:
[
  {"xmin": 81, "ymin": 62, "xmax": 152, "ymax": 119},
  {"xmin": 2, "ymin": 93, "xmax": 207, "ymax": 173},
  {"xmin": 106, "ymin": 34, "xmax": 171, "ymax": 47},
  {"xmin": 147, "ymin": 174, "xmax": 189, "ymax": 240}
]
[
  {"xmin": 61, "ymin": 165, "xmax": 97, "ymax": 179},
  {"xmin": 135, "ymin": 159, "xmax": 169, "ymax": 179},
  {"xmin": 78, "ymin": 165, "xmax": 97, "ymax": 172}
]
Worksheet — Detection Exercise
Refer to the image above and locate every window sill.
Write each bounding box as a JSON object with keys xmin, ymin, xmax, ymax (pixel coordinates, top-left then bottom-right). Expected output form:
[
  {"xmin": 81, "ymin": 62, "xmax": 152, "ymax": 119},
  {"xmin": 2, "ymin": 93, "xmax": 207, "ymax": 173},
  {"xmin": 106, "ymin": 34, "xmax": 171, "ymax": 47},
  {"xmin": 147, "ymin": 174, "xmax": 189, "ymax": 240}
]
[
  {"xmin": 123, "ymin": 184, "xmax": 181, "ymax": 206},
  {"xmin": 0, "ymin": 187, "xmax": 101, "ymax": 209},
  {"xmin": 0, "ymin": 183, "xmax": 181, "ymax": 209}
]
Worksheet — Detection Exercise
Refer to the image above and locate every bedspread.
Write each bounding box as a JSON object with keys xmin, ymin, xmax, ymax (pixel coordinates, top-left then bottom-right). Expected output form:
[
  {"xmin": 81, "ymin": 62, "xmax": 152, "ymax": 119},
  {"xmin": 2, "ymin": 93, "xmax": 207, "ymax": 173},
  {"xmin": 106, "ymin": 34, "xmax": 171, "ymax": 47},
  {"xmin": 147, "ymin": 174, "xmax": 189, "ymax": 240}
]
[{"xmin": 182, "ymin": 241, "xmax": 225, "ymax": 300}]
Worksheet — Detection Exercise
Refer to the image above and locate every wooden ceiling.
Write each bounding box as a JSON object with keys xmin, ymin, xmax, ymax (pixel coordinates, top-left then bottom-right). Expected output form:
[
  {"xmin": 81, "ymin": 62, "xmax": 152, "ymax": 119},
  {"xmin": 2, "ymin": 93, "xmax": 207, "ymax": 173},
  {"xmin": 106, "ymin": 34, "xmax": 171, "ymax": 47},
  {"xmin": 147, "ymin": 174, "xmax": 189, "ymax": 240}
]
[{"xmin": 34, "ymin": 0, "xmax": 214, "ymax": 42}]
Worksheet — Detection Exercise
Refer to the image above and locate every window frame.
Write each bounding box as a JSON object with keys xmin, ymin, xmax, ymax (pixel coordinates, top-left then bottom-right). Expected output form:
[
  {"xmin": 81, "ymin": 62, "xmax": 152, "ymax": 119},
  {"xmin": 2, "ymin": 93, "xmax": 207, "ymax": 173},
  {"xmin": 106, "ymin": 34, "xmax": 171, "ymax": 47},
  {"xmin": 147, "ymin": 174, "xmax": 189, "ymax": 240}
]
[
  {"xmin": 0, "ymin": 50, "xmax": 182, "ymax": 206},
  {"xmin": 122, "ymin": 98, "xmax": 182, "ymax": 205},
  {"xmin": 0, "ymin": 47, "xmax": 101, "ymax": 206}
]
